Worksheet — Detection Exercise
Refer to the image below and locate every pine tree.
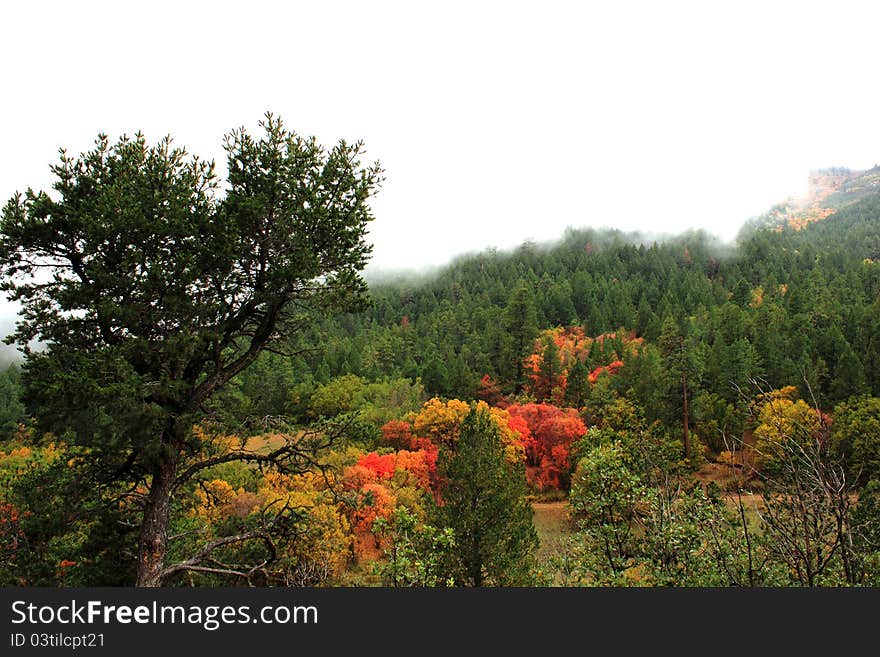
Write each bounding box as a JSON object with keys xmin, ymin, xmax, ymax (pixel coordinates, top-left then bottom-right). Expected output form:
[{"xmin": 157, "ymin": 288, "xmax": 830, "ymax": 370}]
[
  {"xmin": 830, "ymin": 343, "xmax": 867, "ymax": 403},
  {"xmin": 537, "ymin": 334, "xmax": 561, "ymax": 402},
  {"xmin": 658, "ymin": 316, "xmax": 704, "ymax": 460},
  {"xmin": 564, "ymin": 359, "xmax": 590, "ymax": 409},
  {"xmin": 502, "ymin": 285, "xmax": 538, "ymax": 393},
  {"xmin": 0, "ymin": 116, "xmax": 381, "ymax": 586},
  {"xmin": 433, "ymin": 406, "xmax": 538, "ymax": 586}
]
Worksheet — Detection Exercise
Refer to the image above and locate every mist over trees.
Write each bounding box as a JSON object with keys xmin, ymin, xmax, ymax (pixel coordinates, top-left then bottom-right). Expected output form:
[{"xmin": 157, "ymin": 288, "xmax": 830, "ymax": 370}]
[{"xmin": 1, "ymin": 120, "xmax": 879, "ymax": 587}]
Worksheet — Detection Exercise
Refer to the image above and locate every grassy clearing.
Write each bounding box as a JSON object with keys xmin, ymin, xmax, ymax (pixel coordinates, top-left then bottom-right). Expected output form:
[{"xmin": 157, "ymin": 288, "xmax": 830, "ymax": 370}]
[{"xmin": 532, "ymin": 501, "xmax": 573, "ymax": 563}]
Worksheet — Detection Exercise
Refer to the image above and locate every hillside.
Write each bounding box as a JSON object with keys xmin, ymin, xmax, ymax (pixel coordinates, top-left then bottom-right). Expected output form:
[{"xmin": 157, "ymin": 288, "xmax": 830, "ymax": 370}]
[
  {"xmin": 3, "ymin": 157, "xmax": 880, "ymax": 589},
  {"xmin": 760, "ymin": 166, "xmax": 880, "ymax": 231},
  {"xmin": 251, "ymin": 190, "xmax": 880, "ymax": 428}
]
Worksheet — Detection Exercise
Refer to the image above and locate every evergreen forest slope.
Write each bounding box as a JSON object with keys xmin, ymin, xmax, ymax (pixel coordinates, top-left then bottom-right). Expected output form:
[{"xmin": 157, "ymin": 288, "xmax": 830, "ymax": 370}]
[{"xmin": 269, "ymin": 187, "xmax": 880, "ymax": 420}]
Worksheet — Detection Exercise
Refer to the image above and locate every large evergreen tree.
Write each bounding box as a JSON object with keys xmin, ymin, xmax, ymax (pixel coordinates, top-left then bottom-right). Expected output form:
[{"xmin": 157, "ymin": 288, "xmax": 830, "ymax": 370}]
[
  {"xmin": 0, "ymin": 115, "xmax": 382, "ymax": 586},
  {"xmin": 433, "ymin": 406, "xmax": 538, "ymax": 586},
  {"xmin": 658, "ymin": 316, "xmax": 704, "ymax": 460}
]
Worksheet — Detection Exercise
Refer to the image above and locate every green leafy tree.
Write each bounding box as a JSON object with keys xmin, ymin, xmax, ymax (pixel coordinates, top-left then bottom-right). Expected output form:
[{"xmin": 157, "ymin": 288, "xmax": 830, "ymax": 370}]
[
  {"xmin": 831, "ymin": 396, "xmax": 880, "ymax": 485},
  {"xmin": 309, "ymin": 374, "xmax": 368, "ymax": 418},
  {"xmin": 829, "ymin": 344, "xmax": 867, "ymax": 404},
  {"xmin": 423, "ymin": 357, "xmax": 450, "ymax": 396},
  {"xmin": 0, "ymin": 115, "xmax": 382, "ymax": 586},
  {"xmin": 732, "ymin": 279, "xmax": 753, "ymax": 307},
  {"xmin": 569, "ymin": 441, "xmax": 643, "ymax": 578},
  {"xmin": 432, "ymin": 406, "xmax": 538, "ymax": 586},
  {"xmin": 372, "ymin": 506, "xmax": 455, "ymax": 587},
  {"xmin": 693, "ymin": 391, "xmax": 743, "ymax": 453}
]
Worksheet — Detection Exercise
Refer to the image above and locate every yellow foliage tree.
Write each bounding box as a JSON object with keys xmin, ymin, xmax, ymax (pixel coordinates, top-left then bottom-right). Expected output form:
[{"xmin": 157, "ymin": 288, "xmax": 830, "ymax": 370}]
[
  {"xmin": 409, "ymin": 398, "xmax": 525, "ymax": 463},
  {"xmin": 192, "ymin": 479, "xmax": 262, "ymax": 523},
  {"xmin": 257, "ymin": 472, "xmax": 351, "ymax": 585},
  {"xmin": 753, "ymin": 387, "xmax": 823, "ymax": 465},
  {"xmin": 410, "ymin": 398, "xmax": 471, "ymax": 445}
]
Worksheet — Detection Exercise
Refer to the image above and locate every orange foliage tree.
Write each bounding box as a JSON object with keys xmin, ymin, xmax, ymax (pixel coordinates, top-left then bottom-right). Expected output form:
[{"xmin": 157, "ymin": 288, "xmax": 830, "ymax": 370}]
[
  {"xmin": 356, "ymin": 452, "xmax": 397, "ymax": 480},
  {"xmin": 0, "ymin": 502, "xmax": 26, "ymax": 583},
  {"xmin": 523, "ymin": 327, "xmax": 638, "ymax": 403},
  {"xmin": 476, "ymin": 374, "xmax": 510, "ymax": 408},
  {"xmin": 506, "ymin": 403, "xmax": 587, "ymax": 489},
  {"xmin": 406, "ymin": 398, "xmax": 527, "ymax": 463},
  {"xmin": 380, "ymin": 419, "xmax": 415, "ymax": 449},
  {"xmin": 350, "ymin": 483, "xmax": 396, "ymax": 534},
  {"xmin": 588, "ymin": 360, "xmax": 624, "ymax": 384},
  {"xmin": 352, "ymin": 450, "xmax": 437, "ymax": 490}
]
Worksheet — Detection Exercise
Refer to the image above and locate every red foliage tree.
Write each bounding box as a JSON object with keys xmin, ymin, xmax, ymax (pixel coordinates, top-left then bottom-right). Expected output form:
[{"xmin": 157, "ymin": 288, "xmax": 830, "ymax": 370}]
[
  {"xmin": 348, "ymin": 448, "xmax": 439, "ymax": 492},
  {"xmin": 505, "ymin": 413, "xmax": 537, "ymax": 458},
  {"xmin": 0, "ymin": 502, "xmax": 26, "ymax": 579},
  {"xmin": 588, "ymin": 359, "xmax": 624, "ymax": 383},
  {"xmin": 394, "ymin": 449, "xmax": 437, "ymax": 490},
  {"xmin": 341, "ymin": 464, "xmax": 378, "ymax": 490},
  {"xmin": 523, "ymin": 328, "xmax": 634, "ymax": 403},
  {"xmin": 356, "ymin": 452, "xmax": 397, "ymax": 479},
  {"xmin": 380, "ymin": 419, "xmax": 414, "ymax": 450},
  {"xmin": 507, "ymin": 403, "xmax": 587, "ymax": 490},
  {"xmin": 476, "ymin": 374, "xmax": 510, "ymax": 408}
]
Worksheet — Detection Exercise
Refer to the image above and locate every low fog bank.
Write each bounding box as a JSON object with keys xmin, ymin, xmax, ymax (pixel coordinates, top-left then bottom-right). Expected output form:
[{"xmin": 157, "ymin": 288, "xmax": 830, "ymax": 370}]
[
  {"xmin": 0, "ymin": 315, "xmax": 23, "ymax": 367},
  {"xmin": 364, "ymin": 223, "xmax": 741, "ymax": 289}
]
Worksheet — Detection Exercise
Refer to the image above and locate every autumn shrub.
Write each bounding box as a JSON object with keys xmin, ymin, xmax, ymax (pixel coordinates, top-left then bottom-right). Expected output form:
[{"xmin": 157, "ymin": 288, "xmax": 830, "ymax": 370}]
[{"xmin": 507, "ymin": 403, "xmax": 587, "ymax": 489}]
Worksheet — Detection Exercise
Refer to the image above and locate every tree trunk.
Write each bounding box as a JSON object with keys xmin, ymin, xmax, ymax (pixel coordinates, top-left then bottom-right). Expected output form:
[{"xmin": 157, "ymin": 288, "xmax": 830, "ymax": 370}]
[
  {"xmin": 470, "ymin": 523, "xmax": 483, "ymax": 587},
  {"xmin": 682, "ymin": 371, "xmax": 690, "ymax": 461},
  {"xmin": 136, "ymin": 456, "xmax": 178, "ymax": 587}
]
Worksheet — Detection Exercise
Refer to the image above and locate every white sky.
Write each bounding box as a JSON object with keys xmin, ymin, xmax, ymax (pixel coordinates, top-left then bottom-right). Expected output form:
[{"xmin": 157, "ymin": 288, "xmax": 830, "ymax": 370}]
[{"xmin": 2, "ymin": 0, "xmax": 880, "ymax": 274}]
